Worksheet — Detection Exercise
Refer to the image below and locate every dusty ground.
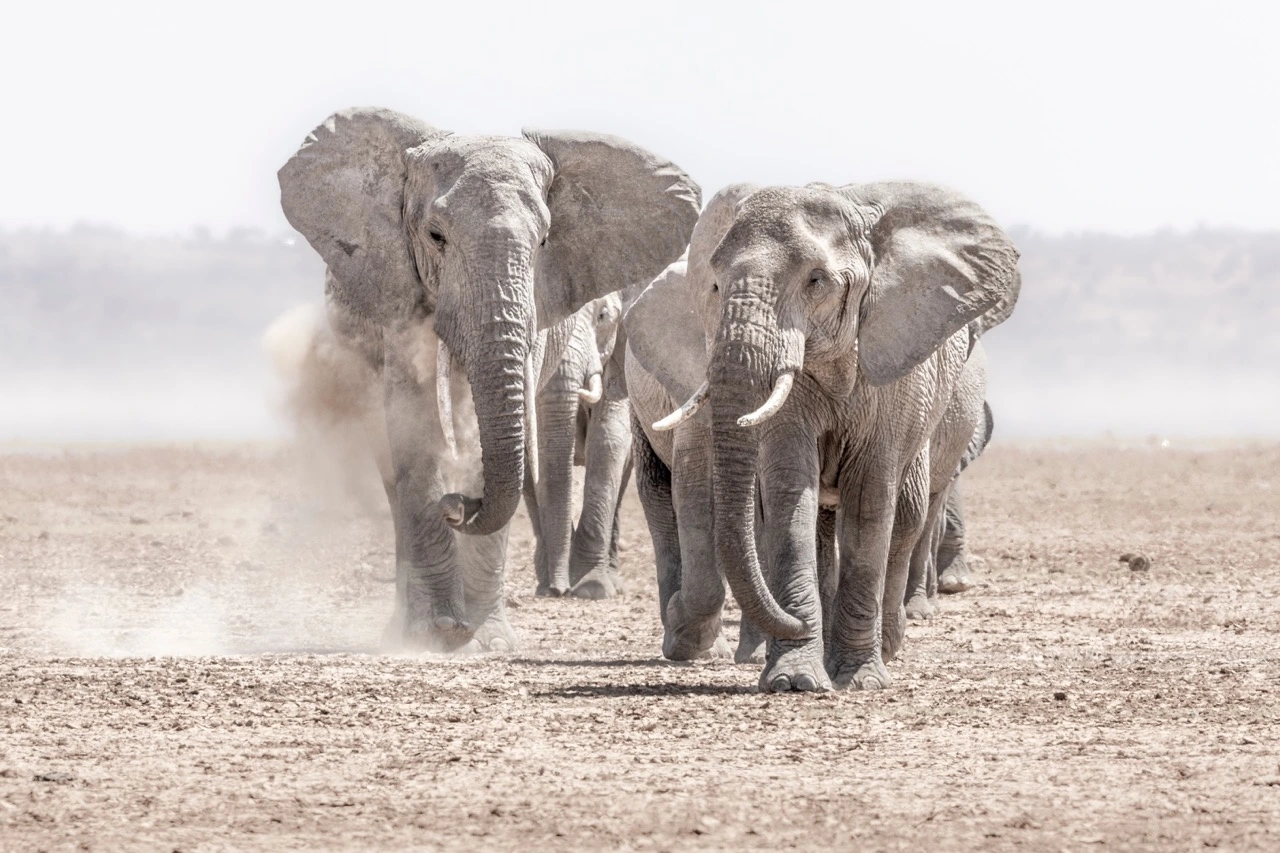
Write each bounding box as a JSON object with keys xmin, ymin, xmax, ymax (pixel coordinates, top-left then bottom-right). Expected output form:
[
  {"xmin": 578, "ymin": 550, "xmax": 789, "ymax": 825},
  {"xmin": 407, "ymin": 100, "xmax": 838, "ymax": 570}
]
[{"xmin": 2, "ymin": 440, "xmax": 1279, "ymax": 851}]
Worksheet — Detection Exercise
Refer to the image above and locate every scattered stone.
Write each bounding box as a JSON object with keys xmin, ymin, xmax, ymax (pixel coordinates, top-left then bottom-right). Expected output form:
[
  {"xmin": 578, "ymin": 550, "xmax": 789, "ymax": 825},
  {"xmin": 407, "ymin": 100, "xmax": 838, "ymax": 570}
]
[
  {"xmin": 36, "ymin": 531, "xmax": 50, "ymax": 541},
  {"xmin": 130, "ymin": 515, "xmax": 148, "ymax": 525},
  {"xmin": 236, "ymin": 559, "xmax": 266, "ymax": 572},
  {"xmin": 1053, "ymin": 691, "xmax": 1068, "ymax": 701},
  {"xmin": 33, "ymin": 771, "xmax": 73, "ymax": 784},
  {"xmin": 1119, "ymin": 553, "xmax": 1151, "ymax": 571},
  {"xmin": 216, "ymin": 535, "xmax": 235, "ymax": 547}
]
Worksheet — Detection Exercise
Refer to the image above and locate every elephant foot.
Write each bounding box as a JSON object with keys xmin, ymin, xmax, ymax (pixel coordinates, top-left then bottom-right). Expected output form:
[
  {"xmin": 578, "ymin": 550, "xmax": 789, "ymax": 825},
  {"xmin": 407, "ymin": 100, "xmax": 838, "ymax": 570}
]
[
  {"xmin": 828, "ymin": 651, "xmax": 891, "ymax": 691},
  {"xmin": 703, "ymin": 635, "xmax": 734, "ymax": 660},
  {"xmin": 760, "ymin": 639, "xmax": 832, "ymax": 693},
  {"xmin": 460, "ymin": 615, "xmax": 518, "ymax": 653},
  {"xmin": 381, "ymin": 603, "xmax": 475, "ymax": 653},
  {"xmin": 569, "ymin": 568, "xmax": 621, "ymax": 600},
  {"xmin": 535, "ymin": 583, "xmax": 569, "ymax": 598},
  {"xmin": 938, "ymin": 563, "xmax": 974, "ymax": 594},
  {"xmin": 905, "ymin": 592, "xmax": 936, "ymax": 621},
  {"xmin": 665, "ymin": 614, "xmax": 727, "ymax": 660}
]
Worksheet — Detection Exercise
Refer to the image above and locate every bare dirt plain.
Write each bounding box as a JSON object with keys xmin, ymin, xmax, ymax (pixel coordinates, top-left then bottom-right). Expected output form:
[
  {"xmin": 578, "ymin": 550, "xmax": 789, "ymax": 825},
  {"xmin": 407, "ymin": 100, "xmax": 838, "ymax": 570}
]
[{"xmin": 2, "ymin": 441, "xmax": 1279, "ymax": 851}]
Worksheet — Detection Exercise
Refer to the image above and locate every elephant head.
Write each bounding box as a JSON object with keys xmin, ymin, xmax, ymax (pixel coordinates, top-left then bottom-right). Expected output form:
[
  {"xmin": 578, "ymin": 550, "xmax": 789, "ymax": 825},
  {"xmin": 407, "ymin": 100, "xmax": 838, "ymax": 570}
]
[
  {"xmin": 279, "ymin": 108, "xmax": 700, "ymax": 536},
  {"xmin": 652, "ymin": 182, "xmax": 1020, "ymax": 640}
]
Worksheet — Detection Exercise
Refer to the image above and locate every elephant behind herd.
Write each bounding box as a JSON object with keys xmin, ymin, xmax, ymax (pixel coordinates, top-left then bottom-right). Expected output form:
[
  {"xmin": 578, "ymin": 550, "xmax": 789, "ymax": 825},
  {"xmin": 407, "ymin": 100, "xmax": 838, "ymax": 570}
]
[{"xmin": 270, "ymin": 106, "xmax": 1019, "ymax": 692}]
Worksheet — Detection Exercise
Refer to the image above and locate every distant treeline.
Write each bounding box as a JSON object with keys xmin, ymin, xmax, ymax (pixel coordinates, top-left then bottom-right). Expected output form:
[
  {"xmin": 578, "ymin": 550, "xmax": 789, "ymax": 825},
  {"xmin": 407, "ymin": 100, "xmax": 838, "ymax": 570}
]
[{"xmin": 2, "ymin": 224, "xmax": 1279, "ymax": 378}]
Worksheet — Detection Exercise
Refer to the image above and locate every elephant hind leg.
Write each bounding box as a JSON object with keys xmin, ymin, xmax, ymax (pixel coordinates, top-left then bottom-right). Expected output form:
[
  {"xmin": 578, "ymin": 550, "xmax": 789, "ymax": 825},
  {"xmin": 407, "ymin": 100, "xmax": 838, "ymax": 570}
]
[{"xmin": 937, "ymin": 484, "xmax": 975, "ymax": 594}]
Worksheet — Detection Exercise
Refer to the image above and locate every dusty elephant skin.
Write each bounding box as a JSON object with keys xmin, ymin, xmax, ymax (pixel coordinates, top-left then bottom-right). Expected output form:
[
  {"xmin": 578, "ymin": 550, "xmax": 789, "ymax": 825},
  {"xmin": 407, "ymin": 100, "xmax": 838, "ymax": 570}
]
[
  {"xmin": 633, "ymin": 183, "xmax": 1021, "ymax": 692},
  {"xmin": 2, "ymin": 443, "xmax": 1279, "ymax": 850},
  {"xmin": 277, "ymin": 107, "xmax": 699, "ymax": 652}
]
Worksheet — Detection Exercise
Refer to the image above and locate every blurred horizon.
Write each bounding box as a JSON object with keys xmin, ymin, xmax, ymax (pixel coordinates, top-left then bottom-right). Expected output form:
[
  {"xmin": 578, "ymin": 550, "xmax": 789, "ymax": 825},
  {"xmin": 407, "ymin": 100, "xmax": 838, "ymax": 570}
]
[{"xmin": 1, "ymin": 0, "xmax": 1276, "ymax": 442}]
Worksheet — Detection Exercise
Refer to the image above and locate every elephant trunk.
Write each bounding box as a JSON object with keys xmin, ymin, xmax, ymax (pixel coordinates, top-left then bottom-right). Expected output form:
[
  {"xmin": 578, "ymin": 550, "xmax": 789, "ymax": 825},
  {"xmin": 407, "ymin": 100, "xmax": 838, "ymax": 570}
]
[
  {"xmin": 710, "ymin": 337, "xmax": 809, "ymax": 641},
  {"xmin": 441, "ymin": 252, "xmax": 535, "ymax": 536}
]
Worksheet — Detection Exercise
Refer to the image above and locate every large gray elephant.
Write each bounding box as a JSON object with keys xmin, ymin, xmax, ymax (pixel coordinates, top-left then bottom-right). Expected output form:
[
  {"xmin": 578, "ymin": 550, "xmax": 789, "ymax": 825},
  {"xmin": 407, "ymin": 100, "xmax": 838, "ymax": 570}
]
[
  {"xmin": 278, "ymin": 107, "xmax": 699, "ymax": 652},
  {"xmin": 637, "ymin": 181, "xmax": 1020, "ymax": 692},
  {"xmin": 524, "ymin": 293, "xmax": 631, "ymax": 599}
]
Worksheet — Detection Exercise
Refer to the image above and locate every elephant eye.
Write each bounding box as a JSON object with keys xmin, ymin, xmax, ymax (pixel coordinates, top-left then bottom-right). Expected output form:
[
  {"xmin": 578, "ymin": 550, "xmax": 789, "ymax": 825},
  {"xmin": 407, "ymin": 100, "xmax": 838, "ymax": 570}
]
[
  {"xmin": 711, "ymin": 281, "xmax": 719, "ymax": 293},
  {"xmin": 808, "ymin": 270, "xmax": 826, "ymax": 289},
  {"xmin": 429, "ymin": 229, "xmax": 447, "ymax": 248}
]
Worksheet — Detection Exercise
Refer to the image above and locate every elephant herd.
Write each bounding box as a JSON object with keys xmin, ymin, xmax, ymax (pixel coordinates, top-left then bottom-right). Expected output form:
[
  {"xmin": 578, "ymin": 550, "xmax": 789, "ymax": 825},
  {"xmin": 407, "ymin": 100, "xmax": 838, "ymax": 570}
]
[{"xmin": 277, "ymin": 107, "xmax": 1020, "ymax": 693}]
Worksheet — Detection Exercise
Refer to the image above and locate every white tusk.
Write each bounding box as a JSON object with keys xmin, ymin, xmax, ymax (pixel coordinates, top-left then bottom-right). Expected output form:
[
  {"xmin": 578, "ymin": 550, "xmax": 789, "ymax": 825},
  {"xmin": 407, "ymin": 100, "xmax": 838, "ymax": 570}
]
[
  {"xmin": 436, "ymin": 338, "xmax": 457, "ymax": 458},
  {"xmin": 737, "ymin": 372, "xmax": 794, "ymax": 427},
  {"xmin": 524, "ymin": 356, "xmax": 540, "ymax": 487},
  {"xmin": 652, "ymin": 380, "xmax": 709, "ymax": 432},
  {"xmin": 579, "ymin": 372, "xmax": 603, "ymax": 405}
]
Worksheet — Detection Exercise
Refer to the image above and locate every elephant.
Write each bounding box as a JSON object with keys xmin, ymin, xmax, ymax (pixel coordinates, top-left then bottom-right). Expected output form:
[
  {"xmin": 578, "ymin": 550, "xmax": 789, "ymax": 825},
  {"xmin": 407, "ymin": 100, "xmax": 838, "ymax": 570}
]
[
  {"xmin": 523, "ymin": 293, "xmax": 632, "ymax": 599},
  {"xmin": 903, "ymin": 396, "xmax": 995, "ymax": 620},
  {"xmin": 277, "ymin": 107, "xmax": 699, "ymax": 652},
  {"xmin": 636, "ymin": 181, "xmax": 1020, "ymax": 692}
]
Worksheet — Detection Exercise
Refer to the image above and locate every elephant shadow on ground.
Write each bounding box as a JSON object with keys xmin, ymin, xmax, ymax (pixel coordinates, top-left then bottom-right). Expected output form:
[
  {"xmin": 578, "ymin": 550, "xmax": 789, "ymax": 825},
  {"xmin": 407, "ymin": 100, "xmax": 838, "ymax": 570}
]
[{"xmin": 533, "ymin": 682, "xmax": 757, "ymax": 699}]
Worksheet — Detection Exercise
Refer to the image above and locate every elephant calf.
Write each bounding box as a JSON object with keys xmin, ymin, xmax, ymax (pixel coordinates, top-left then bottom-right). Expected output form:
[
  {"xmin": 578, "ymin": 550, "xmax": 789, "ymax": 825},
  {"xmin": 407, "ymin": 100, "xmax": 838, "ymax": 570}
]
[
  {"xmin": 634, "ymin": 182, "xmax": 1021, "ymax": 692},
  {"xmin": 524, "ymin": 293, "xmax": 633, "ymax": 599}
]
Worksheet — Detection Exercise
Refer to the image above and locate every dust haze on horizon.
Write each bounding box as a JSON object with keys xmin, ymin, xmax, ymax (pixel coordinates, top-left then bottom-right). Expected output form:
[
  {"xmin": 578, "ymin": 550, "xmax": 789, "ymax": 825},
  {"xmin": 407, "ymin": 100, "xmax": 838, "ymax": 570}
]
[{"xmin": 1, "ymin": 0, "xmax": 1278, "ymax": 443}]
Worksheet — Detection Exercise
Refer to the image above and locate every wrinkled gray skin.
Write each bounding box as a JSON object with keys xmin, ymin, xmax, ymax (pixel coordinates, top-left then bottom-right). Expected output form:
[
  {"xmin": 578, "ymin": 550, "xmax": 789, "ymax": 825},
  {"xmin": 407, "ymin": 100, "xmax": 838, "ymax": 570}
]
[
  {"xmin": 624, "ymin": 256, "xmax": 771, "ymax": 663},
  {"xmin": 904, "ymin": 396, "xmax": 995, "ymax": 619},
  {"xmin": 278, "ymin": 108, "xmax": 698, "ymax": 652},
  {"xmin": 524, "ymin": 294, "xmax": 632, "ymax": 599},
  {"xmin": 631, "ymin": 182, "xmax": 1020, "ymax": 691}
]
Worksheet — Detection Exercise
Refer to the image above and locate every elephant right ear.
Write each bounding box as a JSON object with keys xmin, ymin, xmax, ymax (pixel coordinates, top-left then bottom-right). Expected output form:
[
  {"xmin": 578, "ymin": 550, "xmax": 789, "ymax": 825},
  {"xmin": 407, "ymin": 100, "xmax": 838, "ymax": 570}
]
[
  {"xmin": 278, "ymin": 108, "xmax": 449, "ymax": 323},
  {"xmin": 839, "ymin": 182, "xmax": 1021, "ymax": 386},
  {"xmin": 684, "ymin": 183, "xmax": 758, "ymax": 340},
  {"xmin": 623, "ymin": 259, "xmax": 708, "ymax": 407}
]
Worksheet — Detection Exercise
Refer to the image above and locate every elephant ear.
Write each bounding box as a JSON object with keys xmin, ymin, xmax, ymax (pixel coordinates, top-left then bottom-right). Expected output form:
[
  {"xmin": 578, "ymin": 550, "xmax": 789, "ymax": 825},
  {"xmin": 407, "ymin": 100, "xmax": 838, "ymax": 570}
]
[
  {"xmin": 685, "ymin": 183, "xmax": 758, "ymax": 341},
  {"xmin": 623, "ymin": 259, "xmax": 708, "ymax": 407},
  {"xmin": 279, "ymin": 108, "xmax": 449, "ymax": 323},
  {"xmin": 839, "ymin": 182, "xmax": 1021, "ymax": 386},
  {"xmin": 523, "ymin": 129, "xmax": 701, "ymax": 330}
]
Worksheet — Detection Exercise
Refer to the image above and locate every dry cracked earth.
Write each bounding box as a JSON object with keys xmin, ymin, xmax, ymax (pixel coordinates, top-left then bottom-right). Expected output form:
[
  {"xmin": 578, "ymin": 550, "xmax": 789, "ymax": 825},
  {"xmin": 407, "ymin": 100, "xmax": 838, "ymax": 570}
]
[{"xmin": 2, "ymin": 440, "xmax": 1279, "ymax": 851}]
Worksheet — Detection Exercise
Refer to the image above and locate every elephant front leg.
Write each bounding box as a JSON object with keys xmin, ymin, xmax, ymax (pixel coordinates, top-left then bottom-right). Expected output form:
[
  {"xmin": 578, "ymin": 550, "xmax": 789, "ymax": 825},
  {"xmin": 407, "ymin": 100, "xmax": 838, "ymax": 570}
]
[
  {"xmin": 827, "ymin": 468, "xmax": 898, "ymax": 690},
  {"xmin": 884, "ymin": 454, "xmax": 930, "ymax": 656},
  {"xmin": 664, "ymin": 421, "xmax": 730, "ymax": 661},
  {"xmin": 382, "ymin": 361, "xmax": 471, "ymax": 652},
  {"xmin": 532, "ymin": 375, "xmax": 580, "ymax": 597},
  {"xmin": 458, "ymin": 524, "xmax": 518, "ymax": 652},
  {"xmin": 757, "ymin": 424, "xmax": 830, "ymax": 693},
  {"xmin": 569, "ymin": 389, "xmax": 633, "ymax": 599}
]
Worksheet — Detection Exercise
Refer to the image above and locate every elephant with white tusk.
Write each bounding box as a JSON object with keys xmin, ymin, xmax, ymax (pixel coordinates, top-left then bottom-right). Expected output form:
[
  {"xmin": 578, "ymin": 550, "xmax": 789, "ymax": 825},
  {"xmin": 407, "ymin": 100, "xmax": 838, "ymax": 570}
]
[
  {"xmin": 278, "ymin": 107, "xmax": 699, "ymax": 652},
  {"xmin": 635, "ymin": 181, "xmax": 1021, "ymax": 692}
]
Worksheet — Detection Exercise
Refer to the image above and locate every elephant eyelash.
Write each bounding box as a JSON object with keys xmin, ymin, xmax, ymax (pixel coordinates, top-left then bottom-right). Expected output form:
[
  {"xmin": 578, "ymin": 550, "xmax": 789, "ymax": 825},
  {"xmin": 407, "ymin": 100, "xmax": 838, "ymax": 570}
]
[{"xmin": 429, "ymin": 229, "xmax": 447, "ymax": 248}]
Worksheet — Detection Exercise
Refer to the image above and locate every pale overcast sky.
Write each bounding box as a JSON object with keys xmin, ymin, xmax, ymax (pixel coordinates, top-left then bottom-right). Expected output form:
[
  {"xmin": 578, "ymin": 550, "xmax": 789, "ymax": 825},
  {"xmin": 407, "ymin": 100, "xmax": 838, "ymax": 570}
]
[{"xmin": 1, "ymin": 0, "xmax": 1276, "ymax": 235}]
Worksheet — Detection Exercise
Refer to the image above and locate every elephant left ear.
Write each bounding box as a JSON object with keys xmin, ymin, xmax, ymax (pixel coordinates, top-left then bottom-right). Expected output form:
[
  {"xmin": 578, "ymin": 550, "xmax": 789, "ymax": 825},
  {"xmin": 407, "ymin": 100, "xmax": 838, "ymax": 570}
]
[
  {"xmin": 839, "ymin": 182, "xmax": 1021, "ymax": 386},
  {"xmin": 523, "ymin": 129, "xmax": 701, "ymax": 330}
]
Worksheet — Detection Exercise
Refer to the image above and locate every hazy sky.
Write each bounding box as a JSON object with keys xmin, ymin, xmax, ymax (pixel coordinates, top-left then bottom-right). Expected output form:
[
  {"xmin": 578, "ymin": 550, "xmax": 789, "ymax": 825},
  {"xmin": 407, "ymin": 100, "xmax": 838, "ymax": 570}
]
[{"xmin": 2, "ymin": 0, "xmax": 1276, "ymax": 236}]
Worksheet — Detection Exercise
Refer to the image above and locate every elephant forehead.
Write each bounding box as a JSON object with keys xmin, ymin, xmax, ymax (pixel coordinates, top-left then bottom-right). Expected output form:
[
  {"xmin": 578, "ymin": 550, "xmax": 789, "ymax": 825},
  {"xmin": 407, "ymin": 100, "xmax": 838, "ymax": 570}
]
[
  {"xmin": 407, "ymin": 134, "xmax": 554, "ymax": 195},
  {"xmin": 713, "ymin": 188, "xmax": 852, "ymax": 273}
]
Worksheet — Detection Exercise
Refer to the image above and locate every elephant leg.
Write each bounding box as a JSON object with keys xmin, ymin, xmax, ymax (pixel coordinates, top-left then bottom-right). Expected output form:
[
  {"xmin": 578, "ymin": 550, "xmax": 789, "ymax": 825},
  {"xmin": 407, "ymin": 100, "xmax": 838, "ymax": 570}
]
[
  {"xmin": 605, "ymin": 455, "xmax": 632, "ymax": 584},
  {"xmin": 883, "ymin": 453, "xmax": 931, "ymax": 659},
  {"xmin": 631, "ymin": 414, "xmax": 681, "ymax": 632},
  {"xmin": 664, "ymin": 421, "xmax": 729, "ymax": 661},
  {"xmin": 904, "ymin": 484, "xmax": 948, "ymax": 622},
  {"xmin": 757, "ymin": 423, "xmax": 830, "ymax": 693},
  {"xmin": 733, "ymin": 494, "xmax": 769, "ymax": 665},
  {"xmin": 569, "ymin": 392, "xmax": 633, "ymax": 599},
  {"xmin": 532, "ymin": 374, "xmax": 579, "ymax": 597},
  {"xmin": 937, "ymin": 483, "xmax": 975, "ymax": 593},
  {"xmin": 382, "ymin": 360, "xmax": 470, "ymax": 653},
  {"xmin": 827, "ymin": 460, "xmax": 901, "ymax": 691},
  {"xmin": 925, "ymin": 486, "xmax": 949, "ymax": 601},
  {"xmin": 522, "ymin": 466, "xmax": 553, "ymax": 597},
  {"xmin": 458, "ymin": 523, "xmax": 517, "ymax": 652},
  {"xmin": 817, "ymin": 506, "xmax": 839, "ymax": 654}
]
